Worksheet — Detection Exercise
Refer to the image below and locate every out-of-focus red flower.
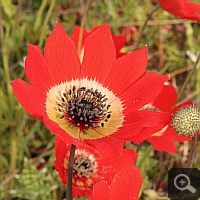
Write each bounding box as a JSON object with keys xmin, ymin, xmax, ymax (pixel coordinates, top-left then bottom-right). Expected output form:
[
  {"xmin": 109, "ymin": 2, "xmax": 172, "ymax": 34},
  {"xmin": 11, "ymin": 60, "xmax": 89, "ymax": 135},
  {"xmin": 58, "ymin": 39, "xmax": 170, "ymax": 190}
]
[
  {"xmin": 11, "ymin": 23, "xmax": 169, "ymax": 156},
  {"xmin": 70, "ymin": 26, "xmax": 127, "ymax": 59},
  {"xmin": 55, "ymin": 136, "xmax": 137, "ymax": 197},
  {"xmin": 158, "ymin": 0, "xmax": 200, "ymax": 22},
  {"xmin": 121, "ymin": 26, "xmax": 138, "ymax": 45},
  {"xmin": 88, "ymin": 166, "xmax": 143, "ymax": 200},
  {"xmin": 131, "ymin": 85, "xmax": 194, "ymax": 154}
]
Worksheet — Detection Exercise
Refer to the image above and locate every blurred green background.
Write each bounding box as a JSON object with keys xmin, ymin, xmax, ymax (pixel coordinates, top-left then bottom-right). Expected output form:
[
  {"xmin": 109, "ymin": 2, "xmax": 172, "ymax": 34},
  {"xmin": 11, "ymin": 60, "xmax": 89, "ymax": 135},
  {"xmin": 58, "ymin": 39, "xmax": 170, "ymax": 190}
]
[{"xmin": 1, "ymin": 0, "xmax": 200, "ymax": 199}]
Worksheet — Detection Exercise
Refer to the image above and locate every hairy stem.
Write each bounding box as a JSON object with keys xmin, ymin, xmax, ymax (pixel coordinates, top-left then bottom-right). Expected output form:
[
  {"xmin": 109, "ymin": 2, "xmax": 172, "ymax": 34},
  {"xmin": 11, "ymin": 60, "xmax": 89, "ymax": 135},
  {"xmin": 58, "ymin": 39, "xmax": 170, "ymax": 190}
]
[{"xmin": 188, "ymin": 134, "xmax": 197, "ymax": 168}]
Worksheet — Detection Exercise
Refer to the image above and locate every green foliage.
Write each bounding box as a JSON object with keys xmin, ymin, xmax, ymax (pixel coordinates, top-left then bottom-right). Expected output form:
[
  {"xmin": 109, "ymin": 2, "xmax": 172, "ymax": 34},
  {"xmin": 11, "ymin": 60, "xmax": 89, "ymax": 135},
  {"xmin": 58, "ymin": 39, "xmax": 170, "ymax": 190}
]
[
  {"xmin": 1, "ymin": 0, "xmax": 200, "ymax": 199},
  {"xmin": 10, "ymin": 158, "xmax": 58, "ymax": 200}
]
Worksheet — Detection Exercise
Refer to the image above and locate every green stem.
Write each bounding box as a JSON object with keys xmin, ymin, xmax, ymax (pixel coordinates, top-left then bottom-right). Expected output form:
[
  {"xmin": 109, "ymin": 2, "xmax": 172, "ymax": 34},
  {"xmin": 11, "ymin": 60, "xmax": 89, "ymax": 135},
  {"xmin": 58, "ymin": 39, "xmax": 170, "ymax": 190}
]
[
  {"xmin": 34, "ymin": 0, "xmax": 48, "ymax": 32},
  {"xmin": 177, "ymin": 53, "xmax": 200, "ymax": 102},
  {"xmin": 5, "ymin": 130, "xmax": 17, "ymax": 200},
  {"xmin": 77, "ymin": 0, "xmax": 93, "ymax": 55},
  {"xmin": 135, "ymin": 5, "xmax": 160, "ymax": 50},
  {"xmin": 0, "ymin": 2, "xmax": 14, "ymax": 115},
  {"xmin": 136, "ymin": 145, "xmax": 154, "ymax": 169},
  {"xmin": 134, "ymin": 144, "xmax": 141, "ymax": 167},
  {"xmin": 66, "ymin": 144, "xmax": 76, "ymax": 200},
  {"xmin": 39, "ymin": 0, "xmax": 56, "ymax": 48}
]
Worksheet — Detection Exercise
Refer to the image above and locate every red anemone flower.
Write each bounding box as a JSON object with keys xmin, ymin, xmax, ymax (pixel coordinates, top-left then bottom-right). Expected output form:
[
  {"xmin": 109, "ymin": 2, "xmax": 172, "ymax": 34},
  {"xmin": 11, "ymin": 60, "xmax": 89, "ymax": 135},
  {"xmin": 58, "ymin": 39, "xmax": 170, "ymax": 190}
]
[
  {"xmin": 55, "ymin": 136, "xmax": 138, "ymax": 197},
  {"xmin": 131, "ymin": 85, "xmax": 193, "ymax": 154},
  {"xmin": 11, "ymin": 23, "xmax": 169, "ymax": 156},
  {"xmin": 70, "ymin": 26, "xmax": 127, "ymax": 59},
  {"xmin": 88, "ymin": 165, "xmax": 143, "ymax": 200},
  {"xmin": 158, "ymin": 0, "xmax": 200, "ymax": 22}
]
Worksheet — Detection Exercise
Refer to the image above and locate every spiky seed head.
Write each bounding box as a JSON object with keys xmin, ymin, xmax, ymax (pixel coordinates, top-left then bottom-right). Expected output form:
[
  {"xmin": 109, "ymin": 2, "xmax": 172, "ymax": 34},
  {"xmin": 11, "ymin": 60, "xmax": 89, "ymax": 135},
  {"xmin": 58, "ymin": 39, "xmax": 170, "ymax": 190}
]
[{"xmin": 172, "ymin": 105, "xmax": 200, "ymax": 137}]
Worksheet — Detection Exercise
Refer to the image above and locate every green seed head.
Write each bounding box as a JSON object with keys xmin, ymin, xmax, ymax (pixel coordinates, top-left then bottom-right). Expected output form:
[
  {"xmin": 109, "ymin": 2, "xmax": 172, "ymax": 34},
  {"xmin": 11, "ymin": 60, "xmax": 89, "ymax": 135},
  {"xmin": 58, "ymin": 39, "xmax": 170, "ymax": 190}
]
[{"xmin": 172, "ymin": 105, "xmax": 200, "ymax": 137}]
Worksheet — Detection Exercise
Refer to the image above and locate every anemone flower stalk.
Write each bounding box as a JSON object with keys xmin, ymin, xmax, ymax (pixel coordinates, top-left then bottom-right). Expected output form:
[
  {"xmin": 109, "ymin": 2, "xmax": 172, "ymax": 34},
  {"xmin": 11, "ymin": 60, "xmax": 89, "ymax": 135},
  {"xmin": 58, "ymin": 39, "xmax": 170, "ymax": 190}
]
[{"xmin": 66, "ymin": 144, "xmax": 76, "ymax": 200}]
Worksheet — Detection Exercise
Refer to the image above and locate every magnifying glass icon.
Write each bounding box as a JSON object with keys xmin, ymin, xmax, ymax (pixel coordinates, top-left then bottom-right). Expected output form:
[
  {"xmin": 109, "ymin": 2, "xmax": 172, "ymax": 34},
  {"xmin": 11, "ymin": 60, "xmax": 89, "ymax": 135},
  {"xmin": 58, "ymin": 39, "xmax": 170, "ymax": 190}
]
[{"xmin": 174, "ymin": 174, "xmax": 196, "ymax": 193}]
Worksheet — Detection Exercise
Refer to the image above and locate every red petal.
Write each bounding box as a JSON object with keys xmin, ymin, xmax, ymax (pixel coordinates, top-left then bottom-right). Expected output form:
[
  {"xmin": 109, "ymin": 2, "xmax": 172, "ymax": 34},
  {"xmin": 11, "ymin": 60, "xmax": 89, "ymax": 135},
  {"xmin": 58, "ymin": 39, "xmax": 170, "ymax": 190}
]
[
  {"xmin": 103, "ymin": 46, "xmax": 147, "ymax": 96},
  {"xmin": 70, "ymin": 26, "xmax": 90, "ymax": 50},
  {"xmin": 102, "ymin": 149, "xmax": 137, "ymax": 184},
  {"xmin": 120, "ymin": 72, "xmax": 169, "ymax": 111},
  {"xmin": 113, "ymin": 110, "xmax": 159, "ymax": 139},
  {"xmin": 163, "ymin": 125, "xmax": 193, "ymax": 142},
  {"xmin": 170, "ymin": 101, "xmax": 194, "ymax": 114},
  {"xmin": 112, "ymin": 35, "xmax": 127, "ymax": 58},
  {"xmin": 182, "ymin": 1, "xmax": 200, "ymax": 21},
  {"xmin": 158, "ymin": 0, "xmax": 183, "ymax": 17},
  {"xmin": 88, "ymin": 181, "xmax": 110, "ymax": 200},
  {"xmin": 153, "ymin": 85, "xmax": 177, "ymax": 112},
  {"xmin": 158, "ymin": 0, "xmax": 200, "ymax": 22},
  {"xmin": 81, "ymin": 24, "xmax": 116, "ymax": 82},
  {"xmin": 44, "ymin": 23, "xmax": 81, "ymax": 84},
  {"xmin": 110, "ymin": 166, "xmax": 143, "ymax": 200},
  {"xmin": 128, "ymin": 112, "xmax": 171, "ymax": 144},
  {"xmin": 10, "ymin": 79, "xmax": 43, "ymax": 120},
  {"xmin": 85, "ymin": 137, "xmax": 124, "ymax": 156},
  {"xmin": 89, "ymin": 166, "xmax": 143, "ymax": 200},
  {"xmin": 25, "ymin": 44, "xmax": 54, "ymax": 96},
  {"xmin": 43, "ymin": 114, "xmax": 81, "ymax": 147},
  {"xmin": 148, "ymin": 135, "xmax": 177, "ymax": 154}
]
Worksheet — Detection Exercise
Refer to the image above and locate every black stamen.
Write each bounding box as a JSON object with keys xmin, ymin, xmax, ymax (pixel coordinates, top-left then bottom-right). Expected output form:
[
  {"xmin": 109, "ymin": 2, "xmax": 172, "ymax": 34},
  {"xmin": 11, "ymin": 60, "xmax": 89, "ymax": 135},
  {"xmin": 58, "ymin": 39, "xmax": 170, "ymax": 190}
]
[
  {"xmin": 57, "ymin": 85, "xmax": 112, "ymax": 130},
  {"xmin": 107, "ymin": 114, "xmax": 111, "ymax": 118}
]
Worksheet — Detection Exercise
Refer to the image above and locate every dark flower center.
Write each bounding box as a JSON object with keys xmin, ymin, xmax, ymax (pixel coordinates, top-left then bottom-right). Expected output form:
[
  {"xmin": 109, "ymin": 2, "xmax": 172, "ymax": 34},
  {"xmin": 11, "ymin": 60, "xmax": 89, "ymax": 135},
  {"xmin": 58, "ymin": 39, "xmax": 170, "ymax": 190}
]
[
  {"xmin": 172, "ymin": 105, "xmax": 200, "ymax": 137},
  {"xmin": 73, "ymin": 154, "xmax": 95, "ymax": 178},
  {"xmin": 57, "ymin": 86, "xmax": 112, "ymax": 134}
]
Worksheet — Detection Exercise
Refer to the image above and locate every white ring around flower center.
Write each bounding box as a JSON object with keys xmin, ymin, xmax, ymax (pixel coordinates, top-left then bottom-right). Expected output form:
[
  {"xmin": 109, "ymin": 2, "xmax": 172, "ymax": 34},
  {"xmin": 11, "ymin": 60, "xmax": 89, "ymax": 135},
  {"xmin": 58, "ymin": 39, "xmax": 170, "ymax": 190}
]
[{"xmin": 45, "ymin": 78, "xmax": 124, "ymax": 140}]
